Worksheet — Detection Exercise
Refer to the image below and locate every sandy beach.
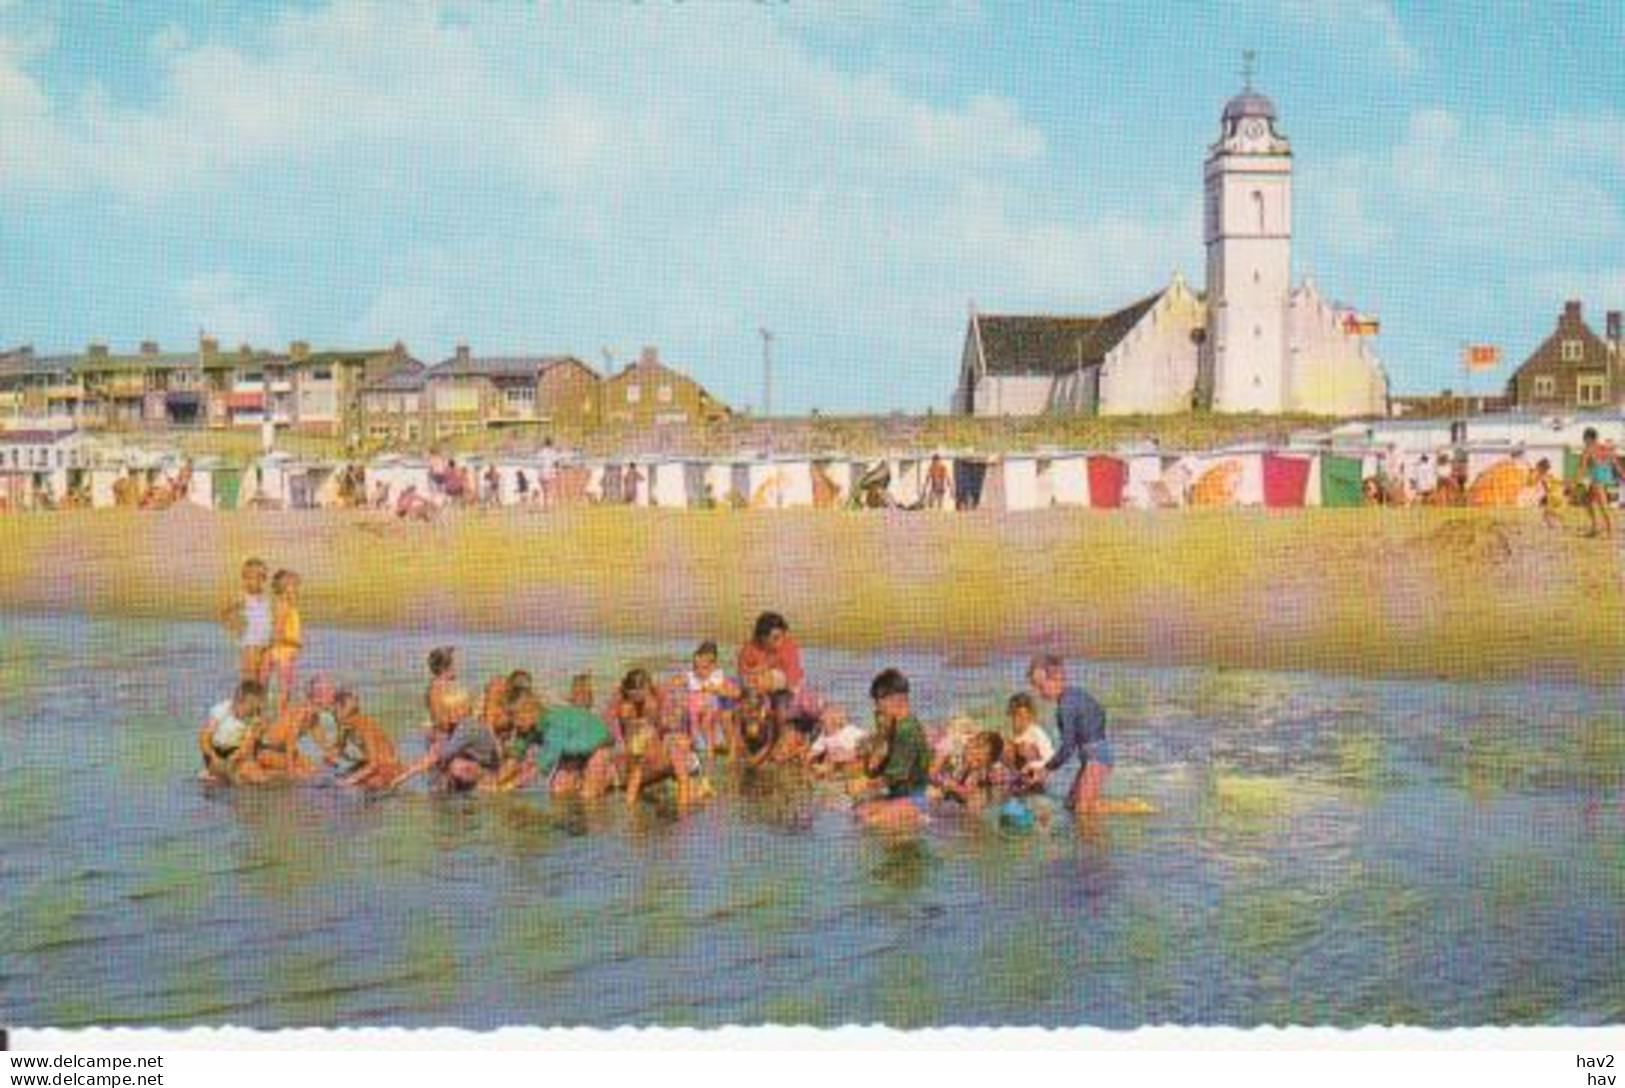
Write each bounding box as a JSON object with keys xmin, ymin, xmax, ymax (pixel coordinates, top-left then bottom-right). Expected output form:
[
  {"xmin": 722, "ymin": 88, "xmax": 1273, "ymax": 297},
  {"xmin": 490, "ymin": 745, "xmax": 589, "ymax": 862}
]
[{"xmin": 2, "ymin": 506, "xmax": 1619, "ymax": 685}]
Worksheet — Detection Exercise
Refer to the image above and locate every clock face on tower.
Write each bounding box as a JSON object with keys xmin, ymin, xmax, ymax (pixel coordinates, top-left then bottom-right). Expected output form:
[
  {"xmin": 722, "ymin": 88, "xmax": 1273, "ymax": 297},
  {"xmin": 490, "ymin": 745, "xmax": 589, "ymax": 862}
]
[{"xmin": 1243, "ymin": 118, "xmax": 1266, "ymax": 142}]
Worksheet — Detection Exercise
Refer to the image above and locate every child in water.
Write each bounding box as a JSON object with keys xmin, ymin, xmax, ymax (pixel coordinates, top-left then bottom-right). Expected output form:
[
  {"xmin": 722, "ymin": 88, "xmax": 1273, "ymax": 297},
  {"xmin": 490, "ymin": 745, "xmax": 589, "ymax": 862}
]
[
  {"xmin": 220, "ymin": 558, "xmax": 272, "ymax": 685},
  {"xmin": 330, "ymin": 690, "xmax": 402, "ymax": 790},
  {"xmin": 735, "ymin": 689, "xmax": 780, "ymax": 769},
  {"xmin": 1007, "ymin": 692, "xmax": 1055, "ymax": 789},
  {"xmin": 616, "ymin": 669, "xmax": 702, "ymax": 809},
  {"xmin": 855, "ymin": 669, "xmax": 932, "ymax": 829},
  {"xmin": 237, "ymin": 674, "xmax": 337, "ymax": 784},
  {"xmin": 269, "ymin": 569, "xmax": 304, "ymax": 714},
  {"xmin": 502, "ymin": 691, "xmax": 618, "ymax": 798},
  {"xmin": 682, "ymin": 641, "xmax": 741, "ymax": 757},
  {"xmin": 932, "ymin": 730, "xmax": 1006, "ymax": 810},
  {"xmin": 197, "ymin": 680, "xmax": 266, "ymax": 784},
  {"xmin": 1025, "ymin": 654, "xmax": 1113, "ymax": 816},
  {"xmin": 803, "ymin": 706, "xmax": 865, "ymax": 775},
  {"xmin": 425, "ymin": 646, "xmax": 459, "ymax": 734}
]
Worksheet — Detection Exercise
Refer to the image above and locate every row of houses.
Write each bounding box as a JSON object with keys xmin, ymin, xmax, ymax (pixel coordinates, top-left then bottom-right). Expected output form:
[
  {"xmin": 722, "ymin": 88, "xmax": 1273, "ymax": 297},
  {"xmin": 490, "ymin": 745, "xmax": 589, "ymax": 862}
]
[
  {"xmin": 0, "ymin": 340, "xmax": 731, "ymax": 442},
  {"xmin": 4, "ymin": 418, "xmax": 1604, "ymax": 514}
]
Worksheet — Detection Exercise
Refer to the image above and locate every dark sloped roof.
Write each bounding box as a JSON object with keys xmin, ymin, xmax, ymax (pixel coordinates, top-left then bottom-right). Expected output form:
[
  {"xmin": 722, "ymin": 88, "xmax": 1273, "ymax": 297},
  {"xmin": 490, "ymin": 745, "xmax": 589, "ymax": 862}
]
[
  {"xmin": 364, "ymin": 362, "xmax": 429, "ymax": 392},
  {"xmin": 973, "ymin": 293, "xmax": 1161, "ymax": 377},
  {"xmin": 429, "ymin": 354, "xmax": 584, "ymax": 380}
]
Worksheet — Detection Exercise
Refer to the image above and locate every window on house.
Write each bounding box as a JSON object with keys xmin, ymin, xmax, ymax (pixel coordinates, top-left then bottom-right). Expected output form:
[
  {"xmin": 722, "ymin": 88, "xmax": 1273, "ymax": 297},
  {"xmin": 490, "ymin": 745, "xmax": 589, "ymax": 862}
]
[
  {"xmin": 1534, "ymin": 375, "xmax": 1556, "ymax": 398},
  {"xmin": 311, "ymin": 367, "xmax": 333, "ymax": 382},
  {"xmin": 1562, "ymin": 340, "xmax": 1583, "ymax": 362},
  {"xmin": 1577, "ymin": 374, "xmax": 1606, "ymax": 406},
  {"xmin": 626, "ymin": 384, "xmax": 641, "ymax": 404},
  {"xmin": 658, "ymin": 384, "xmax": 673, "ymax": 404}
]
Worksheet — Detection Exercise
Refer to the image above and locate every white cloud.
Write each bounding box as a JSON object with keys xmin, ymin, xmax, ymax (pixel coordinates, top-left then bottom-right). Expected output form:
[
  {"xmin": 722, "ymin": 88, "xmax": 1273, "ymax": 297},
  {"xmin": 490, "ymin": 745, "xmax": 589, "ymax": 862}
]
[{"xmin": 0, "ymin": 1, "xmax": 1202, "ymax": 408}]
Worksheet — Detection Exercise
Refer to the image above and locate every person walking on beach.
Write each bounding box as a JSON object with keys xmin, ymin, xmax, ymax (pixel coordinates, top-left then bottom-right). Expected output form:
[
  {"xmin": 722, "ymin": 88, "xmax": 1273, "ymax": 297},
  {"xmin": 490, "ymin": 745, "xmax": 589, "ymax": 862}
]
[
  {"xmin": 1578, "ymin": 428, "xmax": 1620, "ymax": 538},
  {"xmin": 924, "ymin": 454, "xmax": 951, "ymax": 510},
  {"xmin": 1024, "ymin": 654, "xmax": 1113, "ymax": 816},
  {"xmin": 538, "ymin": 437, "xmax": 560, "ymax": 510}
]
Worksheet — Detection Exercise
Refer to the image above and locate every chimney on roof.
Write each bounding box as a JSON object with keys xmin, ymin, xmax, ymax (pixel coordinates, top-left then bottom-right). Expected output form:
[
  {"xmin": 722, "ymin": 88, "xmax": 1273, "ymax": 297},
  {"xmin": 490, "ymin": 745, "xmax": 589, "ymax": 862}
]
[
  {"xmin": 1564, "ymin": 299, "xmax": 1583, "ymax": 321},
  {"xmin": 140, "ymin": 340, "xmax": 159, "ymax": 356},
  {"xmin": 639, "ymin": 346, "xmax": 658, "ymax": 367},
  {"xmin": 455, "ymin": 344, "xmax": 471, "ymax": 365},
  {"xmin": 289, "ymin": 340, "xmax": 310, "ymax": 361},
  {"xmin": 1608, "ymin": 310, "xmax": 1622, "ymax": 343},
  {"xmin": 87, "ymin": 343, "xmax": 108, "ymax": 359}
]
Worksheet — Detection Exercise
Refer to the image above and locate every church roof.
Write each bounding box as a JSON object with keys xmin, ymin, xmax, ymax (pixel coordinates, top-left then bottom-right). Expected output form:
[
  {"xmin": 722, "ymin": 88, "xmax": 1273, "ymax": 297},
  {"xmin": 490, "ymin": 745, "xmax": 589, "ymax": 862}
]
[
  {"xmin": 973, "ymin": 293, "xmax": 1162, "ymax": 378},
  {"xmin": 1222, "ymin": 90, "xmax": 1277, "ymax": 123}
]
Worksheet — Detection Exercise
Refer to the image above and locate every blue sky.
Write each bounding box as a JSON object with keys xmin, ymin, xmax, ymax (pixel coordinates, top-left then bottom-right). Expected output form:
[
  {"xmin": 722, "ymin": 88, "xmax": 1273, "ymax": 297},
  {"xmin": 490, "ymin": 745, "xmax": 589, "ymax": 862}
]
[{"xmin": 2, "ymin": 1, "xmax": 1622, "ymax": 412}]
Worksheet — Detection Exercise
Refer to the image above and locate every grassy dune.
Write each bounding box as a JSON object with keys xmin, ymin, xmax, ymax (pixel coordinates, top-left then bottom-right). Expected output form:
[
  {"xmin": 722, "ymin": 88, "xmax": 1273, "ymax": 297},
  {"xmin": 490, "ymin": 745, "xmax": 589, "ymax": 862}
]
[
  {"xmin": 120, "ymin": 411, "xmax": 1335, "ymax": 461},
  {"xmin": 1, "ymin": 506, "xmax": 1620, "ymax": 684}
]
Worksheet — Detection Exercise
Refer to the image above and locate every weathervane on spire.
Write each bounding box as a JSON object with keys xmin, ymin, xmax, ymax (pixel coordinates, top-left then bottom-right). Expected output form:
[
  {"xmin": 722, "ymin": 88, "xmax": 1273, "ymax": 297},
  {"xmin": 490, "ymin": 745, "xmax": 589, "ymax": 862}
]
[{"xmin": 1242, "ymin": 49, "xmax": 1257, "ymax": 91}]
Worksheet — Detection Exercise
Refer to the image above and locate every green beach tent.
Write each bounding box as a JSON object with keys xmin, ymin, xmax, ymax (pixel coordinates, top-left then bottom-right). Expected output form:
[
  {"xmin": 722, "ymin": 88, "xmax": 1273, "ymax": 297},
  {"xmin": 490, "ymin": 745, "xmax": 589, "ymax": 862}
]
[
  {"xmin": 212, "ymin": 466, "xmax": 243, "ymax": 510},
  {"xmin": 1320, "ymin": 454, "xmax": 1365, "ymax": 508},
  {"xmin": 1564, "ymin": 447, "xmax": 1581, "ymax": 484}
]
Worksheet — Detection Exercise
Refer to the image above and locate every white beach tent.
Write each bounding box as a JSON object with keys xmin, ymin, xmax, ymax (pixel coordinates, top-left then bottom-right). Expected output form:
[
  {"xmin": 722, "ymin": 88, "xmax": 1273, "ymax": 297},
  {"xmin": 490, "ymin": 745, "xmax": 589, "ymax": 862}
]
[
  {"xmin": 998, "ymin": 455, "xmax": 1044, "ymax": 512},
  {"xmin": 1122, "ymin": 450, "xmax": 1174, "ymax": 510},
  {"xmin": 650, "ymin": 459, "xmax": 690, "ymax": 509},
  {"xmin": 1048, "ymin": 452, "xmax": 1089, "ymax": 507}
]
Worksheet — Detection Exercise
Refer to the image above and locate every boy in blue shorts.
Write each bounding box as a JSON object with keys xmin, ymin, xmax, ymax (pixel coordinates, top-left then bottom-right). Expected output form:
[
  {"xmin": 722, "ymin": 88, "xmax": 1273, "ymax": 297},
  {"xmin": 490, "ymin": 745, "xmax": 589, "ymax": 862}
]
[{"xmin": 1024, "ymin": 654, "xmax": 1113, "ymax": 815}]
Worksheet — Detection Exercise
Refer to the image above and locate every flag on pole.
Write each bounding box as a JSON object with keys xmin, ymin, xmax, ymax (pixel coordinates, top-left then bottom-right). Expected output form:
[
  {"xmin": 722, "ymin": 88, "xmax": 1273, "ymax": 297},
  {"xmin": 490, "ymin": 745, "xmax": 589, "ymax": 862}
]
[{"xmin": 1463, "ymin": 344, "xmax": 1500, "ymax": 370}]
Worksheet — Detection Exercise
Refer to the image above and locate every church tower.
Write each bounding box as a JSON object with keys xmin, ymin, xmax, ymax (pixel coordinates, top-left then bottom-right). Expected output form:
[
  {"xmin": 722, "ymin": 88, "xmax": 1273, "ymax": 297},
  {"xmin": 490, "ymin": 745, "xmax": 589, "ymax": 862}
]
[{"xmin": 1199, "ymin": 63, "xmax": 1293, "ymax": 413}]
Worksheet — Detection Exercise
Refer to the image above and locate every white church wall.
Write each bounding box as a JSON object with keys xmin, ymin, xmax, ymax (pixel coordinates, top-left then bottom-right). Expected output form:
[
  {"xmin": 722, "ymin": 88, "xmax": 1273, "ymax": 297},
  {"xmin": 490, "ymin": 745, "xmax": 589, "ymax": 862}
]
[{"xmin": 1100, "ymin": 280, "xmax": 1205, "ymax": 415}]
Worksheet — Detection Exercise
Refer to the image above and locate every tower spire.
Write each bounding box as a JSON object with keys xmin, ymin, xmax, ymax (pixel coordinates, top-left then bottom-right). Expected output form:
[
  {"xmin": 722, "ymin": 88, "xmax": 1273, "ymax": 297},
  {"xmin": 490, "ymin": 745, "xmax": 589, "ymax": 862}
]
[{"xmin": 1241, "ymin": 49, "xmax": 1257, "ymax": 91}]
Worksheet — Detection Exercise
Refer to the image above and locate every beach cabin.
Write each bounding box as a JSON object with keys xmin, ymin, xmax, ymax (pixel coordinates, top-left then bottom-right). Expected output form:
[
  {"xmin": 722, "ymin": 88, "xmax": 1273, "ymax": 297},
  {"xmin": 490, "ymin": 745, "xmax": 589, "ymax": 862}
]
[
  {"xmin": 1185, "ymin": 448, "xmax": 1267, "ymax": 508},
  {"xmin": 952, "ymin": 456, "xmax": 992, "ymax": 510},
  {"xmin": 649, "ymin": 459, "xmax": 690, "ymax": 509},
  {"xmin": 1086, "ymin": 454, "xmax": 1127, "ymax": 509},
  {"xmin": 1261, "ymin": 451, "xmax": 1315, "ymax": 508},
  {"xmin": 1121, "ymin": 451, "xmax": 1176, "ymax": 509},
  {"xmin": 888, "ymin": 456, "xmax": 924, "ymax": 508},
  {"xmin": 1048, "ymin": 453, "xmax": 1090, "ymax": 507},
  {"xmin": 997, "ymin": 455, "xmax": 1043, "ymax": 512},
  {"xmin": 810, "ymin": 458, "xmax": 851, "ymax": 509}
]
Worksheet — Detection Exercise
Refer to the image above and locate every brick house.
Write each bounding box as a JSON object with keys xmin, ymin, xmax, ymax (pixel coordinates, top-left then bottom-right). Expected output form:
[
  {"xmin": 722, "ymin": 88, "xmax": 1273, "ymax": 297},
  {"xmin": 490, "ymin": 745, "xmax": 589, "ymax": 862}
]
[
  {"xmin": 1506, "ymin": 300, "xmax": 1624, "ymax": 411},
  {"xmin": 600, "ymin": 346, "xmax": 730, "ymax": 427}
]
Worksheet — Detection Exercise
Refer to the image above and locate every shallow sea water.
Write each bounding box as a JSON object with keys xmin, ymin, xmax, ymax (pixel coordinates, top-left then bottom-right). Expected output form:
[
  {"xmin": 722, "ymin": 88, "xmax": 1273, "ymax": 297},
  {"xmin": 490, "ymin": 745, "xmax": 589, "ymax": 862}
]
[{"xmin": 1, "ymin": 613, "xmax": 1622, "ymax": 1027}]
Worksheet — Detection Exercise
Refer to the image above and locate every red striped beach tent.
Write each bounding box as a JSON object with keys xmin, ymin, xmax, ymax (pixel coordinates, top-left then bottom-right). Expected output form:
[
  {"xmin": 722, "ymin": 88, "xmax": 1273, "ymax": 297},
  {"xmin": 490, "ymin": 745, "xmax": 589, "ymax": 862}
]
[{"xmin": 1086, "ymin": 454, "xmax": 1127, "ymax": 509}]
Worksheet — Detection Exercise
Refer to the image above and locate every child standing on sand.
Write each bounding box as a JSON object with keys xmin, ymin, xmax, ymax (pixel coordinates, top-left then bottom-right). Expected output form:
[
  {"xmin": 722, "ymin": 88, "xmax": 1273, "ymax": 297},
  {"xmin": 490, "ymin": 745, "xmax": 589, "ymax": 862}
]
[
  {"xmin": 1533, "ymin": 458, "xmax": 1566, "ymax": 530},
  {"xmin": 1025, "ymin": 654, "xmax": 1113, "ymax": 816},
  {"xmin": 269, "ymin": 569, "xmax": 304, "ymax": 714},
  {"xmin": 221, "ymin": 559, "xmax": 273, "ymax": 685}
]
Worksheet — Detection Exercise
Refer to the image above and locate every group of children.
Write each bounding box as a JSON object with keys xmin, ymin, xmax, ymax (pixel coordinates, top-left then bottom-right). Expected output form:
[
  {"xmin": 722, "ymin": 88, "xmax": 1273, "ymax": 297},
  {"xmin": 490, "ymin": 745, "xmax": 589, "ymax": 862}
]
[
  {"xmin": 201, "ymin": 578, "xmax": 1119, "ymax": 827},
  {"xmin": 218, "ymin": 558, "xmax": 306, "ymax": 713}
]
